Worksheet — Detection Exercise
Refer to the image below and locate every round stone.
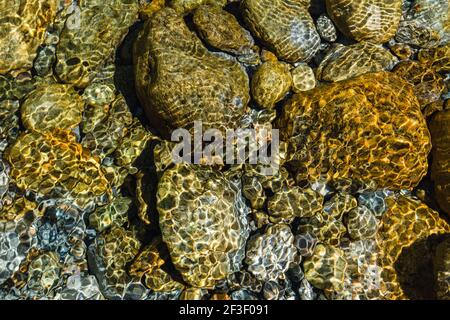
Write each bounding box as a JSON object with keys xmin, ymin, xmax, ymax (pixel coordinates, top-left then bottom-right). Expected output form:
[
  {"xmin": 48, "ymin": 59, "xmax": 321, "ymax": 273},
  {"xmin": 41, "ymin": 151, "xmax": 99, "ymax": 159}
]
[
  {"xmin": 251, "ymin": 61, "xmax": 292, "ymax": 109},
  {"xmin": 21, "ymin": 84, "xmax": 85, "ymax": 133},
  {"xmin": 291, "ymin": 64, "xmax": 316, "ymax": 92}
]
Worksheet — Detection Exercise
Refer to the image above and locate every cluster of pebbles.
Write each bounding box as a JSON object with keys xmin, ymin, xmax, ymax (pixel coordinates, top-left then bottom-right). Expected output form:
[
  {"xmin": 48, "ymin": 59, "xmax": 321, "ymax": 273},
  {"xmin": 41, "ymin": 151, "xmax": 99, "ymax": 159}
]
[{"xmin": 0, "ymin": 0, "xmax": 450, "ymax": 300}]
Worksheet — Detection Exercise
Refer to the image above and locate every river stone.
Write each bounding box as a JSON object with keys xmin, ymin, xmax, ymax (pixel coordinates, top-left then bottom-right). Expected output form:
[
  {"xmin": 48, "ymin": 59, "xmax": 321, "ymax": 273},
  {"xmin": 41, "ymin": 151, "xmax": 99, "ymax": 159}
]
[
  {"xmin": 241, "ymin": 0, "xmax": 321, "ymax": 63},
  {"xmin": 134, "ymin": 7, "xmax": 250, "ymax": 138},
  {"xmin": 21, "ymin": 84, "xmax": 85, "ymax": 133},
  {"xmin": 4, "ymin": 130, "xmax": 111, "ymax": 210},
  {"xmin": 251, "ymin": 61, "xmax": 292, "ymax": 109},
  {"xmin": 326, "ymin": 0, "xmax": 402, "ymax": 44},
  {"xmin": 396, "ymin": 0, "xmax": 450, "ymax": 48},
  {"xmin": 0, "ymin": 0, "xmax": 57, "ymax": 75},
  {"xmin": 429, "ymin": 110, "xmax": 450, "ymax": 216},
  {"xmin": 157, "ymin": 164, "xmax": 249, "ymax": 288},
  {"xmin": 317, "ymin": 42, "xmax": 398, "ymax": 82},
  {"xmin": 55, "ymin": 1, "xmax": 138, "ymax": 88},
  {"xmin": 192, "ymin": 4, "xmax": 257, "ymax": 58},
  {"xmin": 278, "ymin": 71, "xmax": 431, "ymax": 191}
]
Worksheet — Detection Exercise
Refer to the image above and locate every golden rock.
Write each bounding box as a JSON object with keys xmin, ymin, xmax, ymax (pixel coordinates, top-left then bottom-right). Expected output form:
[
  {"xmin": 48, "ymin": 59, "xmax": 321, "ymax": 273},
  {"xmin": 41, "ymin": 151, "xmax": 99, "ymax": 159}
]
[
  {"xmin": 317, "ymin": 42, "xmax": 398, "ymax": 82},
  {"xmin": 326, "ymin": 0, "xmax": 402, "ymax": 44},
  {"xmin": 55, "ymin": 1, "xmax": 138, "ymax": 87},
  {"xmin": 21, "ymin": 84, "xmax": 85, "ymax": 133},
  {"xmin": 134, "ymin": 7, "xmax": 249, "ymax": 138},
  {"xmin": 278, "ymin": 72, "xmax": 431, "ymax": 190},
  {"xmin": 5, "ymin": 130, "xmax": 111, "ymax": 209},
  {"xmin": 0, "ymin": 0, "xmax": 57, "ymax": 75},
  {"xmin": 157, "ymin": 164, "xmax": 249, "ymax": 288},
  {"xmin": 251, "ymin": 61, "xmax": 292, "ymax": 109},
  {"xmin": 241, "ymin": 0, "xmax": 320, "ymax": 63}
]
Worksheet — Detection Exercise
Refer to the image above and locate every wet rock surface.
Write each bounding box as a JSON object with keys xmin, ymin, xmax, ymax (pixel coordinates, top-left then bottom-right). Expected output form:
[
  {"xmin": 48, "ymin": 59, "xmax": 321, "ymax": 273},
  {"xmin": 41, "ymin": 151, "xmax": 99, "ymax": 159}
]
[
  {"xmin": 55, "ymin": 1, "xmax": 139, "ymax": 88},
  {"xmin": 317, "ymin": 42, "xmax": 398, "ymax": 82},
  {"xmin": 134, "ymin": 7, "xmax": 250, "ymax": 138},
  {"xmin": 0, "ymin": 0, "xmax": 58, "ymax": 75},
  {"xmin": 241, "ymin": 0, "xmax": 320, "ymax": 63},
  {"xmin": 326, "ymin": 0, "xmax": 403, "ymax": 44},
  {"xmin": 430, "ymin": 110, "xmax": 450, "ymax": 216},
  {"xmin": 278, "ymin": 71, "xmax": 431, "ymax": 191}
]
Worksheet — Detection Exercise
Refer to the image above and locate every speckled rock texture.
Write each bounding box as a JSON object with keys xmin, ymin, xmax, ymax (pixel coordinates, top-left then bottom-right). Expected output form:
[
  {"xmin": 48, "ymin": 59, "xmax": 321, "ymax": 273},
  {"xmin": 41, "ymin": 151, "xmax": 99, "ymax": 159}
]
[
  {"xmin": 1, "ymin": 0, "xmax": 450, "ymax": 302},
  {"xmin": 429, "ymin": 110, "xmax": 450, "ymax": 216},
  {"xmin": 278, "ymin": 71, "xmax": 431, "ymax": 191},
  {"xmin": 245, "ymin": 223, "xmax": 297, "ymax": 282},
  {"xmin": 317, "ymin": 42, "xmax": 398, "ymax": 82},
  {"xmin": 241, "ymin": 0, "xmax": 320, "ymax": 63},
  {"xmin": 55, "ymin": 1, "xmax": 139, "ymax": 87},
  {"xmin": 134, "ymin": 7, "xmax": 250, "ymax": 138},
  {"xmin": 251, "ymin": 61, "xmax": 292, "ymax": 109},
  {"xmin": 0, "ymin": 0, "xmax": 57, "ymax": 75},
  {"xmin": 304, "ymin": 244, "xmax": 347, "ymax": 292},
  {"xmin": 4, "ymin": 130, "xmax": 111, "ymax": 210},
  {"xmin": 157, "ymin": 164, "xmax": 249, "ymax": 288},
  {"xmin": 396, "ymin": 0, "xmax": 450, "ymax": 48},
  {"xmin": 376, "ymin": 195, "xmax": 450, "ymax": 299},
  {"xmin": 192, "ymin": 4, "xmax": 257, "ymax": 61},
  {"xmin": 20, "ymin": 84, "xmax": 85, "ymax": 133},
  {"xmin": 326, "ymin": 0, "xmax": 403, "ymax": 44}
]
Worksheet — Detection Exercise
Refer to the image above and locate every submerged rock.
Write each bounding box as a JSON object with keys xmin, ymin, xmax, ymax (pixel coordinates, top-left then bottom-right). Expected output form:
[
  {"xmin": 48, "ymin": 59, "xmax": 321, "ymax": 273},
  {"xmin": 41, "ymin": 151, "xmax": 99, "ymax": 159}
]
[
  {"xmin": 245, "ymin": 223, "xmax": 297, "ymax": 281},
  {"xmin": 134, "ymin": 7, "xmax": 249, "ymax": 138},
  {"xmin": 241, "ymin": 0, "xmax": 320, "ymax": 63},
  {"xmin": 429, "ymin": 110, "xmax": 450, "ymax": 216},
  {"xmin": 434, "ymin": 236, "xmax": 450, "ymax": 300},
  {"xmin": 157, "ymin": 164, "xmax": 249, "ymax": 288},
  {"xmin": 396, "ymin": 0, "xmax": 450, "ymax": 48},
  {"xmin": 169, "ymin": 0, "xmax": 227, "ymax": 13},
  {"xmin": 5, "ymin": 130, "xmax": 111, "ymax": 210},
  {"xmin": 251, "ymin": 61, "xmax": 292, "ymax": 109},
  {"xmin": 81, "ymin": 95, "xmax": 134, "ymax": 160},
  {"xmin": 317, "ymin": 42, "xmax": 398, "ymax": 82},
  {"xmin": 20, "ymin": 84, "xmax": 85, "ymax": 133},
  {"xmin": 291, "ymin": 64, "xmax": 316, "ymax": 92},
  {"xmin": 192, "ymin": 4, "xmax": 258, "ymax": 61},
  {"xmin": 316, "ymin": 14, "xmax": 337, "ymax": 43},
  {"xmin": 326, "ymin": 0, "xmax": 402, "ymax": 44},
  {"xmin": 89, "ymin": 225, "xmax": 140, "ymax": 299},
  {"xmin": 377, "ymin": 195, "xmax": 450, "ymax": 299},
  {"xmin": 345, "ymin": 206, "xmax": 379, "ymax": 240},
  {"xmin": 0, "ymin": 100, "xmax": 20, "ymax": 153},
  {"xmin": 304, "ymin": 243, "xmax": 347, "ymax": 292},
  {"xmin": 55, "ymin": 1, "xmax": 138, "ymax": 87},
  {"xmin": 0, "ymin": 0, "xmax": 57, "ymax": 75},
  {"xmin": 26, "ymin": 251, "xmax": 62, "ymax": 295},
  {"xmin": 278, "ymin": 71, "xmax": 431, "ymax": 191},
  {"xmin": 393, "ymin": 60, "xmax": 445, "ymax": 112}
]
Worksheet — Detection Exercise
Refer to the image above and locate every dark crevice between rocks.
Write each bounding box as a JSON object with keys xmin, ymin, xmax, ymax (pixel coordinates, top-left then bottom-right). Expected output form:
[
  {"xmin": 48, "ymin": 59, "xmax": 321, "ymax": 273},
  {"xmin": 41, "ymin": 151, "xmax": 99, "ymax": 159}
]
[
  {"xmin": 114, "ymin": 21, "xmax": 150, "ymax": 127},
  {"xmin": 394, "ymin": 233, "xmax": 449, "ymax": 300}
]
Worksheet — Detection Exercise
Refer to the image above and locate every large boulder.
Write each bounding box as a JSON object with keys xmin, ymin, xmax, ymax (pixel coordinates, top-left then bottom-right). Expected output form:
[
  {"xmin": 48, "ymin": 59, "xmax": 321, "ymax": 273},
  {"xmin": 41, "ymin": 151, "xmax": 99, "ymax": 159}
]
[
  {"xmin": 326, "ymin": 0, "xmax": 402, "ymax": 44},
  {"xmin": 278, "ymin": 71, "xmax": 431, "ymax": 190},
  {"xmin": 241, "ymin": 0, "xmax": 320, "ymax": 63},
  {"xmin": 0, "ymin": 0, "xmax": 57, "ymax": 75},
  {"xmin": 430, "ymin": 110, "xmax": 450, "ymax": 216},
  {"xmin": 134, "ymin": 7, "xmax": 250, "ymax": 138},
  {"xmin": 157, "ymin": 164, "xmax": 249, "ymax": 288}
]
